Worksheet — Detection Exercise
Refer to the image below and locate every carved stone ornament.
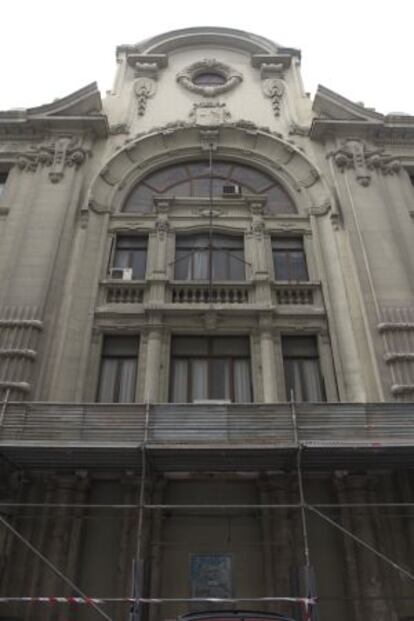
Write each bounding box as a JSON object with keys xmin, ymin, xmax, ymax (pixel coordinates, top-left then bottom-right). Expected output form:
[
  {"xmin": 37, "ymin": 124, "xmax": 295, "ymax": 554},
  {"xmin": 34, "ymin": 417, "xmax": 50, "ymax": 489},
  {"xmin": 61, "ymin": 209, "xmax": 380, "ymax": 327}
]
[
  {"xmin": 134, "ymin": 77, "xmax": 157, "ymax": 117},
  {"xmin": 330, "ymin": 140, "xmax": 401, "ymax": 187},
  {"xmin": 262, "ymin": 78, "xmax": 285, "ymax": 117},
  {"xmin": 176, "ymin": 59, "xmax": 243, "ymax": 97},
  {"xmin": 17, "ymin": 136, "xmax": 88, "ymax": 183},
  {"xmin": 189, "ymin": 101, "xmax": 231, "ymax": 127},
  {"xmin": 155, "ymin": 217, "xmax": 169, "ymax": 240},
  {"xmin": 109, "ymin": 123, "xmax": 129, "ymax": 135}
]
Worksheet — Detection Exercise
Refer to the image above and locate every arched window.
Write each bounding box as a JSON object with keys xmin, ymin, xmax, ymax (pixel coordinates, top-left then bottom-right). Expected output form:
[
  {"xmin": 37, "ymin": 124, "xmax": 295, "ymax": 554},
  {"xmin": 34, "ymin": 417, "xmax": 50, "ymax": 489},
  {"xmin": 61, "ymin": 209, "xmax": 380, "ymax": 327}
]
[{"xmin": 123, "ymin": 161, "xmax": 296, "ymax": 215}]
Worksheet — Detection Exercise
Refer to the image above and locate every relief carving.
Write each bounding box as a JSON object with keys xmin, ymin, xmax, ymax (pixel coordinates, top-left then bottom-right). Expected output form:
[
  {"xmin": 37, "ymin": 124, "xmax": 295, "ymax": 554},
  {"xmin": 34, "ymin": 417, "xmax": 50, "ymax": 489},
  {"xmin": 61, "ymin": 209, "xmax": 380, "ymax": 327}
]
[
  {"xmin": 189, "ymin": 101, "xmax": 231, "ymax": 127},
  {"xmin": 133, "ymin": 62, "xmax": 163, "ymax": 117},
  {"xmin": 177, "ymin": 59, "xmax": 243, "ymax": 97},
  {"xmin": 16, "ymin": 136, "xmax": 88, "ymax": 183},
  {"xmin": 330, "ymin": 140, "xmax": 401, "ymax": 187},
  {"xmin": 259, "ymin": 63, "xmax": 285, "ymax": 117}
]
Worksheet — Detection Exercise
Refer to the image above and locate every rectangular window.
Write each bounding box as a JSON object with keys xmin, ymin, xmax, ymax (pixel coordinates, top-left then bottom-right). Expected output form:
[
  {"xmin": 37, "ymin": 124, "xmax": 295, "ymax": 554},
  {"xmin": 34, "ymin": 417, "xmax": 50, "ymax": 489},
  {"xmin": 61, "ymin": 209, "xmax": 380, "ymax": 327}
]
[
  {"xmin": 97, "ymin": 336, "xmax": 139, "ymax": 403},
  {"xmin": 175, "ymin": 234, "xmax": 245, "ymax": 281},
  {"xmin": 0, "ymin": 171, "xmax": 9, "ymax": 198},
  {"xmin": 170, "ymin": 336, "xmax": 252, "ymax": 403},
  {"xmin": 112, "ymin": 236, "xmax": 147, "ymax": 279},
  {"xmin": 282, "ymin": 336, "xmax": 325, "ymax": 402},
  {"xmin": 272, "ymin": 237, "xmax": 308, "ymax": 281}
]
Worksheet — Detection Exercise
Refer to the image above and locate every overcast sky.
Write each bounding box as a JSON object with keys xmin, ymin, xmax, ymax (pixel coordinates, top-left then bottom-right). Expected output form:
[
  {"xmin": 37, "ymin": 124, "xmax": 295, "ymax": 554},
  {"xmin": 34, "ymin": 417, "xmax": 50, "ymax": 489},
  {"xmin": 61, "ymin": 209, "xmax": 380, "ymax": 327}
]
[{"xmin": 1, "ymin": 0, "xmax": 413, "ymax": 114}]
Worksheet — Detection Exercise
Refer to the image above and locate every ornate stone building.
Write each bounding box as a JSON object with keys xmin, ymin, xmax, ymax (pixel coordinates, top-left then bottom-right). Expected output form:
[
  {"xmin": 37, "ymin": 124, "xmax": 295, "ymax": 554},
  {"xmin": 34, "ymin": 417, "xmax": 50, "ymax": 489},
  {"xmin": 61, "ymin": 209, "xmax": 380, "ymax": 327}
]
[{"xmin": 0, "ymin": 26, "xmax": 414, "ymax": 621}]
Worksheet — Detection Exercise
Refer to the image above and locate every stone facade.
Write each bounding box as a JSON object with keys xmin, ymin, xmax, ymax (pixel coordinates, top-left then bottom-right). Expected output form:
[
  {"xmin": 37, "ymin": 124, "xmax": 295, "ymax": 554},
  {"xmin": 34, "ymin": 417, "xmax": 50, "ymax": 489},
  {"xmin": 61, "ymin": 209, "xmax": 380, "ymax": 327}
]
[{"xmin": 0, "ymin": 27, "xmax": 414, "ymax": 621}]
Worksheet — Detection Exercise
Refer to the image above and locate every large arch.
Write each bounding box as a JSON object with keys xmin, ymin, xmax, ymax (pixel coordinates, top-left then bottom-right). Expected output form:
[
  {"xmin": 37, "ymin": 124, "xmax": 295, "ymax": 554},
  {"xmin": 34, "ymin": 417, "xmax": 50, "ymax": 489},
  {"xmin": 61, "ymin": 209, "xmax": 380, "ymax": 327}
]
[{"xmin": 87, "ymin": 125, "xmax": 331, "ymax": 217}]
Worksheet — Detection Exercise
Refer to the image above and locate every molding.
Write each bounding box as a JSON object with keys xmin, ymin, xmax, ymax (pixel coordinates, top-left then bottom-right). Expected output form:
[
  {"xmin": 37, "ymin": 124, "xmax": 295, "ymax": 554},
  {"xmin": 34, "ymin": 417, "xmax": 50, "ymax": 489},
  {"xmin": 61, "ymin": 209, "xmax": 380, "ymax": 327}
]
[
  {"xmin": 378, "ymin": 322, "xmax": 414, "ymax": 332},
  {"xmin": 0, "ymin": 380, "xmax": 30, "ymax": 393},
  {"xmin": 391, "ymin": 384, "xmax": 414, "ymax": 395},
  {"xmin": 0, "ymin": 319, "xmax": 42, "ymax": 329},
  {"xmin": 177, "ymin": 59, "xmax": 243, "ymax": 97},
  {"xmin": 329, "ymin": 139, "xmax": 401, "ymax": 187},
  {"xmin": 0, "ymin": 82, "xmax": 108, "ymax": 138},
  {"xmin": 119, "ymin": 28, "xmax": 284, "ymax": 56},
  {"xmin": 0, "ymin": 348, "xmax": 36, "ymax": 359},
  {"xmin": 384, "ymin": 352, "xmax": 414, "ymax": 363},
  {"xmin": 251, "ymin": 53, "xmax": 298, "ymax": 69}
]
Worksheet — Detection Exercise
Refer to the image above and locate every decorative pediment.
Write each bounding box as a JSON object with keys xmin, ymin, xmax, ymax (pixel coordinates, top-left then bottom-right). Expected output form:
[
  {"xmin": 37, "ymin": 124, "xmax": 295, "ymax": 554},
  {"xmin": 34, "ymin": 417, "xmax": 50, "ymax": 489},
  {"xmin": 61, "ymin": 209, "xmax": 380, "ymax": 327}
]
[
  {"xmin": 311, "ymin": 86, "xmax": 414, "ymax": 143},
  {"xmin": 0, "ymin": 83, "xmax": 108, "ymax": 137},
  {"xmin": 313, "ymin": 85, "xmax": 383, "ymax": 122}
]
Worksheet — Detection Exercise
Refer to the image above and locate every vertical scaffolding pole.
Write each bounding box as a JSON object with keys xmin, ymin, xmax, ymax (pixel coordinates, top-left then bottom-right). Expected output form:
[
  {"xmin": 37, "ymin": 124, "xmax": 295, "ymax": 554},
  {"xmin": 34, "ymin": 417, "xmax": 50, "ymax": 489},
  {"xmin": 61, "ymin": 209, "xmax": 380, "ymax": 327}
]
[
  {"xmin": 291, "ymin": 396, "xmax": 318, "ymax": 621},
  {"xmin": 130, "ymin": 400, "xmax": 150, "ymax": 621}
]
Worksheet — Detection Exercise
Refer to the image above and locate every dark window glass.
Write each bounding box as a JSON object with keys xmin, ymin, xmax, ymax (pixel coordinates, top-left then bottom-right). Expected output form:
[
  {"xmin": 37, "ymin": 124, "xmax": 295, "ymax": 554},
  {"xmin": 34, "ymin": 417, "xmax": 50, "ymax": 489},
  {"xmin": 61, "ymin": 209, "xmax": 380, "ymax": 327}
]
[
  {"xmin": 112, "ymin": 236, "xmax": 147, "ymax": 279},
  {"xmin": 282, "ymin": 336, "xmax": 325, "ymax": 402},
  {"xmin": 272, "ymin": 238, "xmax": 308, "ymax": 281},
  {"xmin": 175, "ymin": 234, "xmax": 245, "ymax": 281},
  {"xmin": 170, "ymin": 336, "xmax": 252, "ymax": 403},
  {"xmin": 0, "ymin": 172, "xmax": 9, "ymax": 198},
  {"xmin": 97, "ymin": 336, "xmax": 139, "ymax": 403},
  {"xmin": 193, "ymin": 72, "xmax": 226, "ymax": 85},
  {"xmin": 123, "ymin": 162, "xmax": 296, "ymax": 214}
]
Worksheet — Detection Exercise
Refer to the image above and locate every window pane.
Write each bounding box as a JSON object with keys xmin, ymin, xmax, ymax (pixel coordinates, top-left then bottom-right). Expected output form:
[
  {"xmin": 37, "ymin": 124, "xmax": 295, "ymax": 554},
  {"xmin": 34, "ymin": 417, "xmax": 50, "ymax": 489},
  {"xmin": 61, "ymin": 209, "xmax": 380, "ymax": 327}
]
[
  {"xmin": 103, "ymin": 336, "xmax": 139, "ymax": 356},
  {"xmin": 283, "ymin": 336, "xmax": 325, "ymax": 402},
  {"xmin": 130, "ymin": 249, "xmax": 147, "ymax": 279},
  {"xmin": 290, "ymin": 251, "xmax": 308, "ymax": 280},
  {"xmin": 266, "ymin": 185, "xmax": 296, "ymax": 214},
  {"xmin": 234, "ymin": 359, "xmax": 252, "ymax": 402},
  {"xmin": 273, "ymin": 251, "xmax": 290, "ymax": 280},
  {"xmin": 175, "ymin": 249, "xmax": 192, "ymax": 280},
  {"xmin": 124, "ymin": 185, "xmax": 154, "ymax": 213},
  {"xmin": 193, "ymin": 249, "xmax": 209, "ymax": 279},
  {"xmin": 212, "ymin": 249, "xmax": 228, "ymax": 280},
  {"xmin": 191, "ymin": 359, "xmax": 208, "ymax": 401},
  {"xmin": 113, "ymin": 249, "xmax": 130, "ymax": 270},
  {"xmin": 282, "ymin": 336, "xmax": 318, "ymax": 357},
  {"xmin": 171, "ymin": 359, "xmax": 188, "ymax": 402},
  {"xmin": 118, "ymin": 359, "xmax": 137, "ymax": 402},
  {"xmin": 229, "ymin": 250, "xmax": 245, "ymax": 280},
  {"xmin": 211, "ymin": 359, "xmax": 231, "ymax": 400},
  {"xmin": 230, "ymin": 165, "xmax": 272, "ymax": 192},
  {"xmin": 301, "ymin": 359, "xmax": 324, "ymax": 401},
  {"xmin": 146, "ymin": 165, "xmax": 188, "ymax": 191},
  {"xmin": 171, "ymin": 337, "xmax": 209, "ymax": 356},
  {"xmin": 212, "ymin": 337, "xmax": 250, "ymax": 356},
  {"xmin": 97, "ymin": 358, "xmax": 118, "ymax": 401}
]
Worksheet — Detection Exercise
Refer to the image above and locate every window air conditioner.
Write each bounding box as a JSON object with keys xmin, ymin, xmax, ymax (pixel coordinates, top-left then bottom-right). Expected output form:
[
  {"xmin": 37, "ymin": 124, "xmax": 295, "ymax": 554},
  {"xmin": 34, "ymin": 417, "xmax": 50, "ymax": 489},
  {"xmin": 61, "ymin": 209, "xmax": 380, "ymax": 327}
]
[
  {"xmin": 222, "ymin": 184, "xmax": 242, "ymax": 196},
  {"xmin": 109, "ymin": 267, "xmax": 133, "ymax": 280}
]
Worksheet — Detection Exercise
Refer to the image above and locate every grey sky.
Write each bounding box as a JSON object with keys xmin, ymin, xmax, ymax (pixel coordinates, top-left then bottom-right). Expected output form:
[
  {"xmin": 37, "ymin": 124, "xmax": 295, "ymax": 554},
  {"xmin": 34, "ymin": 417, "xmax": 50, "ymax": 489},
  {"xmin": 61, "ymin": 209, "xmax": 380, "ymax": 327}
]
[{"xmin": 1, "ymin": 0, "xmax": 413, "ymax": 114}]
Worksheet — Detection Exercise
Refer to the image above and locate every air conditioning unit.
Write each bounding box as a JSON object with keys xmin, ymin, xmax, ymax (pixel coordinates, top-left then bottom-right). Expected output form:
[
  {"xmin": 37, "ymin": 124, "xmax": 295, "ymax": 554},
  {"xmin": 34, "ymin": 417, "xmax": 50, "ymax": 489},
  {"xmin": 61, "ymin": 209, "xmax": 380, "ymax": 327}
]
[
  {"xmin": 109, "ymin": 267, "xmax": 133, "ymax": 280},
  {"xmin": 222, "ymin": 184, "xmax": 242, "ymax": 197}
]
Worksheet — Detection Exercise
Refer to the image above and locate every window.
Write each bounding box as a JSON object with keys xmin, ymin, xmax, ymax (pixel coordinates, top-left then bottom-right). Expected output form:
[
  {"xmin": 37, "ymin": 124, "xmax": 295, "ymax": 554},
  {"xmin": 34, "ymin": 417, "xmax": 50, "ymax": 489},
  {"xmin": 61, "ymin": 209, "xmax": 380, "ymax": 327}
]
[
  {"xmin": 174, "ymin": 234, "xmax": 245, "ymax": 281},
  {"xmin": 97, "ymin": 336, "xmax": 139, "ymax": 403},
  {"xmin": 123, "ymin": 161, "xmax": 296, "ymax": 215},
  {"xmin": 272, "ymin": 238, "xmax": 308, "ymax": 281},
  {"xmin": 111, "ymin": 236, "xmax": 147, "ymax": 279},
  {"xmin": 0, "ymin": 172, "xmax": 9, "ymax": 198},
  {"xmin": 282, "ymin": 336, "xmax": 325, "ymax": 402},
  {"xmin": 193, "ymin": 72, "xmax": 226, "ymax": 86},
  {"xmin": 170, "ymin": 336, "xmax": 252, "ymax": 403}
]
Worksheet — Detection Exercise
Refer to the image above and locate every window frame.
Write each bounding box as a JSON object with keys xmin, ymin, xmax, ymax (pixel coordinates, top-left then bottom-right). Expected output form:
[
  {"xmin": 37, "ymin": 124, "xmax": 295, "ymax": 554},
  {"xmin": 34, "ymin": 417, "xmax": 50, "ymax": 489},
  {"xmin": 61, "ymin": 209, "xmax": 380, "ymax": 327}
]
[
  {"xmin": 272, "ymin": 237, "xmax": 308, "ymax": 282},
  {"xmin": 96, "ymin": 335, "xmax": 140, "ymax": 403},
  {"xmin": 174, "ymin": 233, "xmax": 246, "ymax": 282},
  {"xmin": 170, "ymin": 336, "xmax": 252, "ymax": 403},
  {"xmin": 281, "ymin": 335, "xmax": 326, "ymax": 402},
  {"xmin": 111, "ymin": 234, "xmax": 148, "ymax": 280}
]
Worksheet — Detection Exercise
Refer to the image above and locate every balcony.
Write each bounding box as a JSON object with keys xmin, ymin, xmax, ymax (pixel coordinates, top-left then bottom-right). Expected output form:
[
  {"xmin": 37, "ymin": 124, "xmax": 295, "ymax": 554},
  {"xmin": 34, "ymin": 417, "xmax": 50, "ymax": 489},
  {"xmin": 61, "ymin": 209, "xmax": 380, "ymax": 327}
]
[
  {"xmin": 100, "ymin": 280, "xmax": 146, "ymax": 304},
  {"xmin": 0, "ymin": 402, "xmax": 413, "ymax": 470},
  {"xmin": 170, "ymin": 282, "xmax": 251, "ymax": 304},
  {"xmin": 272, "ymin": 282, "xmax": 323, "ymax": 306}
]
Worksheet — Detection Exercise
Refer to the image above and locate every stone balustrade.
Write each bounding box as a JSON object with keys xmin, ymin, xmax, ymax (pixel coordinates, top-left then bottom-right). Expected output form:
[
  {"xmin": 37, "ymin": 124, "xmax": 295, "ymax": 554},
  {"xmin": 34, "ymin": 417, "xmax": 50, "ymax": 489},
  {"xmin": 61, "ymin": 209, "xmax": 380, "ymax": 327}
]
[
  {"xmin": 170, "ymin": 282, "xmax": 250, "ymax": 304},
  {"xmin": 102, "ymin": 281, "xmax": 146, "ymax": 304},
  {"xmin": 272, "ymin": 282, "xmax": 321, "ymax": 305}
]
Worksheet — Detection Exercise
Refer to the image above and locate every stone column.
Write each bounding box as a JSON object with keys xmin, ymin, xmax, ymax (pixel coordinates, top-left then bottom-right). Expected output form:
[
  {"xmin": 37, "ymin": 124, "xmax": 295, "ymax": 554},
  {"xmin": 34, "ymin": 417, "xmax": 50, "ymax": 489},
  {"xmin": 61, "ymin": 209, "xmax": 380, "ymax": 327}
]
[
  {"xmin": 144, "ymin": 313, "xmax": 164, "ymax": 402},
  {"xmin": 259, "ymin": 314, "xmax": 278, "ymax": 402},
  {"xmin": 148, "ymin": 198, "xmax": 171, "ymax": 305},
  {"xmin": 248, "ymin": 200, "xmax": 273, "ymax": 305}
]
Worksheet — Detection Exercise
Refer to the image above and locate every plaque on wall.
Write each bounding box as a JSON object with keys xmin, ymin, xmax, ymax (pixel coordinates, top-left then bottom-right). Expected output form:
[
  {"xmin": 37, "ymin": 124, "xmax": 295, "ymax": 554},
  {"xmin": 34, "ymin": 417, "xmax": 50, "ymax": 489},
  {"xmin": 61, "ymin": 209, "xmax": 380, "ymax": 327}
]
[{"xmin": 190, "ymin": 554, "xmax": 232, "ymax": 598}]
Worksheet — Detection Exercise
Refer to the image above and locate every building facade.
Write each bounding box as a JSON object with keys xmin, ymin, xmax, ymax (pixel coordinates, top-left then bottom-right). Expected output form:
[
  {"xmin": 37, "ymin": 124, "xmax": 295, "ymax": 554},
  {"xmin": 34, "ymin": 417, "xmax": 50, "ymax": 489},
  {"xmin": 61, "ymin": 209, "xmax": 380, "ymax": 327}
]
[{"xmin": 0, "ymin": 26, "xmax": 414, "ymax": 621}]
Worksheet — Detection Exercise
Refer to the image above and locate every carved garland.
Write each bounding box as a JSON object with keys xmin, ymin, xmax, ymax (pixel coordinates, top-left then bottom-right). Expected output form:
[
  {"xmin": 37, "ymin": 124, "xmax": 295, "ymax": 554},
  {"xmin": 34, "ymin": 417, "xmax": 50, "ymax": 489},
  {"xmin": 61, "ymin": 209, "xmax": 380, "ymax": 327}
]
[
  {"xmin": 16, "ymin": 136, "xmax": 88, "ymax": 183},
  {"xmin": 330, "ymin": 140, "xmax": 401, "ymax": 187},
  {"xmin": 176, "ymin": 59, "xmax": 243, "ymax": 97}
]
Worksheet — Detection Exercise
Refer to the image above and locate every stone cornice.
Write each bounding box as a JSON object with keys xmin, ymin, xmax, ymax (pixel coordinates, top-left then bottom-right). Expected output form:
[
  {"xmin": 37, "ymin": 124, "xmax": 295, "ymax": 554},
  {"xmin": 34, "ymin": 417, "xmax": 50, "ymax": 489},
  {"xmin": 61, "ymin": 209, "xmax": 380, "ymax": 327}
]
[
  {"xmin": 0, "ymin": 82, "xmax": 108, "ymax": 138},
  {"xmin": 251, "ymin": 53, "xmax": 298, "ymax": 69},
  {"xmin": 310, "ymin": 118, "xmax": 414, "ymax": 143}
]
